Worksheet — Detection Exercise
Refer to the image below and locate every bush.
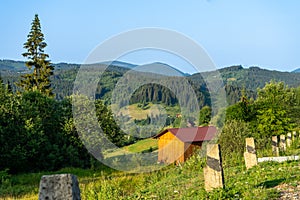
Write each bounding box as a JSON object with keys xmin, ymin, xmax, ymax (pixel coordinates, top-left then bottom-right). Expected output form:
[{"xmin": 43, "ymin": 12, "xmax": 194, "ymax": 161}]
[
  {"xmin": 218, "ymin": 120, "xmax": 251, "ymax": 167},
  {"xmin": 0, "ymin": 91, "xmax": 93, "ymax": 173},
  {"xmin": 0, "ymin": 169, "xmax": 10, "ymax": 185}
]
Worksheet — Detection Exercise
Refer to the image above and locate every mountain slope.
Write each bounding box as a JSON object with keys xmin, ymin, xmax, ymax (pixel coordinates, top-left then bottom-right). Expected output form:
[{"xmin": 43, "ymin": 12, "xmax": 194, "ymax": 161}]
[
  {"xmin": 136, "ymin": 62, "xmax": 189, "ymax": 76},
  {"xmin": 292, "ymin": 68, "xmax": 300, "ymax": 73},
  {"xmin": 100, "ymin": 60, "xmax": 138, "ymax": 69},
  {"xmin": 191, "ymin": 65, "xmax": 300, "ymax": 91},
  {"xmin": 0, "ymin": 59, "xmax": 27, "ymax": 71},
  {"xmin": 2, "ymin": 60, "xmax": 300, "ymax": 106}
]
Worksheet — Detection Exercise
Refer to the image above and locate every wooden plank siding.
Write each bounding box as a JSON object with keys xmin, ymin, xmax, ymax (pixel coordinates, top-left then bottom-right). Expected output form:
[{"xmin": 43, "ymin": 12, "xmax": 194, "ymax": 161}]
[
  {"xmin": 157, "ymin": 131, "xmax": 185, "ymax": 164},
  {"xmin": 154, "ymin": 126, "xmax": 217, "ymax": 164}
]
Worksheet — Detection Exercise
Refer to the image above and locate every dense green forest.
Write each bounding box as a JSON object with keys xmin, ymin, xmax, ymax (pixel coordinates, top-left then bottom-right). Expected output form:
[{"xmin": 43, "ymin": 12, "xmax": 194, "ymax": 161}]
[{"xmin": 2, "ymin": 60, "xmax": 300, "ymax": 106}]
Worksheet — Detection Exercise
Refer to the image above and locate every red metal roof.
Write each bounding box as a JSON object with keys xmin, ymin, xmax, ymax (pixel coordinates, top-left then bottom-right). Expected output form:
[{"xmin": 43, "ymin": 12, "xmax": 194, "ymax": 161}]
[{"xmin": 154, "ymin": 126, "xmax": 217, "ymax": 142}]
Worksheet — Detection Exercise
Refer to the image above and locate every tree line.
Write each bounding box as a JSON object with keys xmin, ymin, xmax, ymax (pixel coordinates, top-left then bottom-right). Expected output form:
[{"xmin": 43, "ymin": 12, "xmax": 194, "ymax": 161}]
[
  {"xmin": 0, "ymin": 15, "xmax": 128, "ymax": 174},
  {"xmin": 2, "ymin": 14, "xmax": 300, "ymax": 175},
  {"xmin": 217, "ymin": 80, "xmax": 300, "ymax": 166}
]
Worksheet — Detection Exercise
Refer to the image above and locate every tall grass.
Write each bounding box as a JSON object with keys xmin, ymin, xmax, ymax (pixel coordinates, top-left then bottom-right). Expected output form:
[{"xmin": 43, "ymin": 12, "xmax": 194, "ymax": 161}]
[{"xmin": 1, "ymin": 137, "xmax": 300, "ymax": 199}]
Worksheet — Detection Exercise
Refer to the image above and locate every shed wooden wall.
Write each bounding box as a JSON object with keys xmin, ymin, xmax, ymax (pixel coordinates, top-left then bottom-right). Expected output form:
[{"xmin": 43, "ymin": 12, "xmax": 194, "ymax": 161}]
[{"xmin": 157, "ymin": 131, "xmax": 185, "ymax": 164}]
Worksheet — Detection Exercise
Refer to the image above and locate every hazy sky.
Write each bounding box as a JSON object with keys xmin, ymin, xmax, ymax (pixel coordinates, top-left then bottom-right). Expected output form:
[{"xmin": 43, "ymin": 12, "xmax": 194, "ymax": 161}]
[{"xmin": 1, "ymin": 0, "xmax": 299, "ymax": 73}]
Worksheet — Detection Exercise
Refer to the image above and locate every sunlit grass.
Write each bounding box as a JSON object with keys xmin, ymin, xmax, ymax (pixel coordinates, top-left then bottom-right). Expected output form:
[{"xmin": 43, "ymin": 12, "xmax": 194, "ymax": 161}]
[
  {"xmin": 1, "ymin": 138, "xmax": 300, "ymax": 199},
  {"xmin": 124, "ymin": 138, "xmax": 158, "ymax": 153}
]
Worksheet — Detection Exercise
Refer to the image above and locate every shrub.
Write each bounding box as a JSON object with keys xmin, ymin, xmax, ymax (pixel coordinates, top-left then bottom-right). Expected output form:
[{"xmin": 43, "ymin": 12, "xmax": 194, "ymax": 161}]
[{"xmin": 218, "ymin": 120, "xmax": 251, "ymax": 167}]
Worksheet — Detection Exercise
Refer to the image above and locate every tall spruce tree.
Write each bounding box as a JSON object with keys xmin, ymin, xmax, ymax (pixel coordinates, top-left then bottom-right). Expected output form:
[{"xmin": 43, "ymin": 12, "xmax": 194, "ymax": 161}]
[{"xmin": 17, "ymin": 14, "xmax": 54, "ymax": 97}]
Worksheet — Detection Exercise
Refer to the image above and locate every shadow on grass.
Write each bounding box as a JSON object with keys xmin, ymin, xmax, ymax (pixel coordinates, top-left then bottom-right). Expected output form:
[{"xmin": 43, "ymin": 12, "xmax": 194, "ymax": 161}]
[{"xmin": 257, "ymin": 178, "xmax": 285, "ymax": 188}]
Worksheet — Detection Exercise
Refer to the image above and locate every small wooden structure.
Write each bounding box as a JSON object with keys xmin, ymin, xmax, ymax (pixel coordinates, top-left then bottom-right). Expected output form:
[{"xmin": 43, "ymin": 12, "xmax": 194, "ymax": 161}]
[{"xmin": 154, "ymin": 126, "xmax": 217, "ymax": 164}]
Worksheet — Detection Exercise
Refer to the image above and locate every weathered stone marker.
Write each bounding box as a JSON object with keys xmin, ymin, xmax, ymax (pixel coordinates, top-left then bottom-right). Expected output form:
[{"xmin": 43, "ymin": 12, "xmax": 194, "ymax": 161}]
[
  {"xmin": 272, "ymin": 136, "xmax": 279, "ymax": 157},
  {"xmin": 287, "ymin": 133, "xmax": 292, "ymax": 147},
  {"xmin": 293, "ymin": 131, "xmax": 297, "ymax": 142},
  {"xmin": 38, "ymin": 174, "xmax": 81, "ymax": 200},
  {"xmin": 279, "ymin": 135, "xmax": 286, "ymax": 152},
  {"xmin": 204, "ymin": 144, "xmax": 224, "ymax": 192},
  {"xmin": 244, "ymin": 137, "xmax": 257, "ymax": 169}
]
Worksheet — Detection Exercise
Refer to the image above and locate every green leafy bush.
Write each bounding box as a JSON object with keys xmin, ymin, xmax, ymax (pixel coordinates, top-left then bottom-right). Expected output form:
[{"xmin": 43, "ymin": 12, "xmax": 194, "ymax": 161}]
[{"xmin": 218, "ymin": 120, "xmax": 251, "ymax": 167}]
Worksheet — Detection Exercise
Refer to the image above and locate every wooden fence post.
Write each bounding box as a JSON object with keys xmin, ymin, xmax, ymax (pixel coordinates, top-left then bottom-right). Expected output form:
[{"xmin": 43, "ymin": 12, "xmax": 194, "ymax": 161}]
[
  {"xmin": 272, "ymin": 136, "xmax": 279, "ymax": 157},
  {"xmin": 244, "ymin": 137, "xmax": 257, "ymax": 169},
  {"xmin": 38, "ymin": 174, "xmax": 81, "ymax": 200},
  {"xmin": 204, "ymin": 144, "xmax": 224, "ymax": 192}
]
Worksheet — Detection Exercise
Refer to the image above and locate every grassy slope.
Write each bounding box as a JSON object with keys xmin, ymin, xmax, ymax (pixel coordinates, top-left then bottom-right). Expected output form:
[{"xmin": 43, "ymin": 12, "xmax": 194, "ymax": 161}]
[
  {"xmin": 104, "ymin": 138, "xmax": 158, "ymax": 158},
  {"xmin": 124, "ymin": 138, "xmax": 158, "ymax": 153},
  {"xmin": 1, "ymin": 157, "xmax": 299, "ymax": 199},
  {"xmin": 1, "ymin": 140, "xmax": 299, "ymax": 199},
  {"xmin": 112, "ymin": 103, "xmax": 181, "ymax": 120}
]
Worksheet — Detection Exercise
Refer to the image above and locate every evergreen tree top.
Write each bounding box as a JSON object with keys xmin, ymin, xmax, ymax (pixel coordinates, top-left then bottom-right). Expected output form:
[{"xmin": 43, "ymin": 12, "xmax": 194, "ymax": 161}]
[
  {"xmin": 17, "ymin": 14, "xmax": 54, "ymax": 97},
  {"xmin": 22, "ymin": 14, "xmax": 49, "ymax": 65}
]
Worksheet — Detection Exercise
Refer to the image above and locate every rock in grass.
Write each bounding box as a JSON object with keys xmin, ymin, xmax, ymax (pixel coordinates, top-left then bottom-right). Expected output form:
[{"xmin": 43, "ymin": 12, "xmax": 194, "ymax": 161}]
[{"xmin": 38, "ymin": 174, "xmax": 81, "ymax": 200}]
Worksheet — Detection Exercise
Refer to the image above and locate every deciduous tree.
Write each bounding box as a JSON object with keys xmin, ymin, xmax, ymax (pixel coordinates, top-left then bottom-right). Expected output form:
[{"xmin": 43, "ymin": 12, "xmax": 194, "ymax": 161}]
[
  {"xmin": 255, "ymin": 81, "xmax": 295, "ymax": 138},
  {"xmin": 198, "ymin": 106, "xmax": 212, "ymax": 126}
]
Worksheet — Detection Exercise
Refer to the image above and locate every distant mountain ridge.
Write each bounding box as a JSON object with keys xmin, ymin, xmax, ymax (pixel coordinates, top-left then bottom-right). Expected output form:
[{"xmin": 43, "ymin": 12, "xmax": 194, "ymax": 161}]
[
  {"xmin": 100, "ymin": 60, "xmax": 138, "ymax": 69},
  {"xmin": 2, "ymin": 59, "xmax": 300, "ymax": 105},
  {"xmin": 133, "ymin": 62, "xmax": 189, "ymax": 76},
  {"xmin": 1, "ymin": 59, "xmax": 298, "ymax": 76},
  {"xmin": 0, "ymin": 59, "xmax": 188, "ymax": 76},
  {"xmin": 0, "ymin": 59, "xmax": 27, "ymax": 71},
  {"xmin": 292, "ymin": 68, "xmax": 300, "ymax": 73},
  {"xmin": 195, "ymin": 65, "xmax": 300, "ymax": 90}
]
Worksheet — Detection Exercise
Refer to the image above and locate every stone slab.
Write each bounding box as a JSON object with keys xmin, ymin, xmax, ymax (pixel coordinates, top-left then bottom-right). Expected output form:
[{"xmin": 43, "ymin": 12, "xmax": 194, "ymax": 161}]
[
  {"xmin": 272, "ymin": 136, "xmax": 279, "ymax": 157},
  {"xmin": 38, "ymin": 174, "xmax": 81, "ymax": 200},
  {"xmin": 279, "ymin": 135, "xmax": 286, "ymax": 151},
  {"xmin": 258, "ymin": 156, "xmax": 299, "ymax": 163},
  {"xmin": 244, "ymin": 152, "xmax": 258, "ymax": 169},
  {"xmin": 204, "ymin": 144, "xmax": 224, "ymax": 192},
  {"xmin": 287, "ymin": 133, "xmax": 292, "ymax": 147},
  {"xmin": 244, "ymin": 137, "xmax": 257, "ymax": 169}
]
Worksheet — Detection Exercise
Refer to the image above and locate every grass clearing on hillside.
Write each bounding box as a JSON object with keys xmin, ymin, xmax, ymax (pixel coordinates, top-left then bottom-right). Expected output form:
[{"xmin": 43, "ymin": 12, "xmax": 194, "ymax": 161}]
[
  {"xmin": 113, "ymin": 103, "xmax": 181, "ymax": 120},
  {"xmin": 104, "ymin": 138, "xmax": 158, "ymax": 159},
  {"xmin": 117, "ymin": 103, "xmax": 159, "ymax": 120},
  {"xmin": 124, "ymin": 138, "xmax": 158, "ymax": 153}
]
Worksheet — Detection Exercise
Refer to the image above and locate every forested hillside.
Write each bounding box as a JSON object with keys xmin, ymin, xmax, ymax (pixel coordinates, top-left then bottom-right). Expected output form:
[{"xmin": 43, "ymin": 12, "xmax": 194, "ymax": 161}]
[
  {"xmin": 292, "ymin": 68, "xmax": 300, "ymax": 73},
  {"xmin": 2, "ymin": 60, "xmax": 300, "ymax": 106},
  {"xmin": 191, "ymin": 65, "xmax": 300, "ymax": 104}
]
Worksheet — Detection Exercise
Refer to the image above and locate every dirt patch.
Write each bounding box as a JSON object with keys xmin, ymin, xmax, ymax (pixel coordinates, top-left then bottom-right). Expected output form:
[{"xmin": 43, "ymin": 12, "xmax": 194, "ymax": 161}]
[{"xmin": 275, "ymin": 183, "xmax": 300, "ymax": 200}]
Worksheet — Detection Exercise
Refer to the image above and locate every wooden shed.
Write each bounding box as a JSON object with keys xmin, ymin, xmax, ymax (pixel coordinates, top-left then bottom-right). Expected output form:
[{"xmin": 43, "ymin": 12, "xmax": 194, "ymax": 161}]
[{"xmin": 153, "ymin": 126, "xmax": 217, "ymax": 164}]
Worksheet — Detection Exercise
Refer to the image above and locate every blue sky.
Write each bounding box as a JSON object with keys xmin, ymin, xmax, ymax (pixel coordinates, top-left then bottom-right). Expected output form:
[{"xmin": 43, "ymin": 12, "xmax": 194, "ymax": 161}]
[{"xmin": 1, "ymin": 0, "xmax": 299, "ymax": 74}]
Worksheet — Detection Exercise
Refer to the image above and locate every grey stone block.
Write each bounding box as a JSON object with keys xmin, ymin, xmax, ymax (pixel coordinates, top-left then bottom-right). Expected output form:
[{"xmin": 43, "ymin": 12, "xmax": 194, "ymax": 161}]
[{"xmin": 38, "ymin": 174, "xmax": 81, "ymax": 200}]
